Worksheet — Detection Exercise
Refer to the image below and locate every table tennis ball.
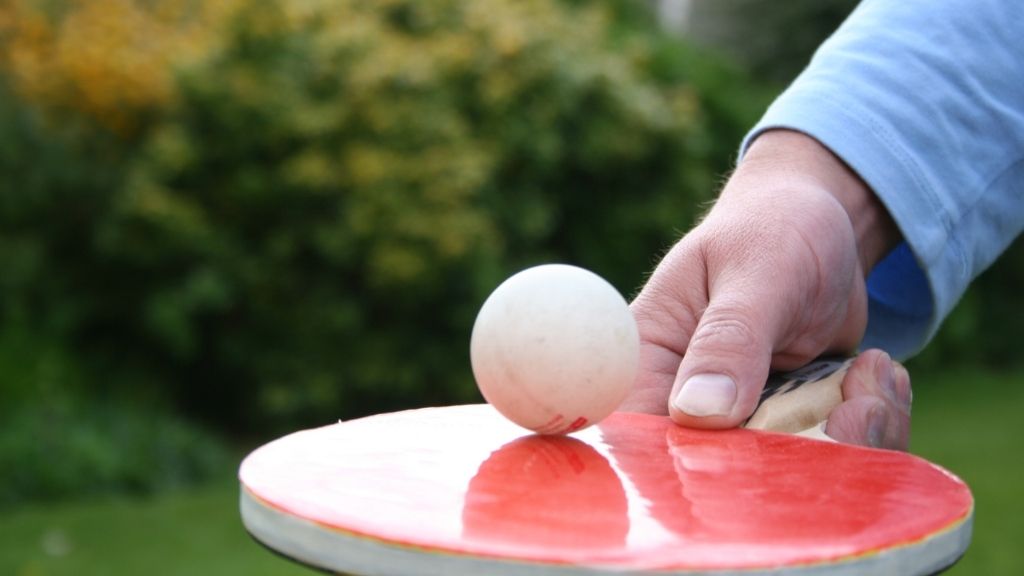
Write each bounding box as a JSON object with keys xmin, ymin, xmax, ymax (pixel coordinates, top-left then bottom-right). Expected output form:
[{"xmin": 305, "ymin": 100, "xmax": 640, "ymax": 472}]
[{"xmin": 470, "ymin": 264, "xmax": 639, "ymax": 434}]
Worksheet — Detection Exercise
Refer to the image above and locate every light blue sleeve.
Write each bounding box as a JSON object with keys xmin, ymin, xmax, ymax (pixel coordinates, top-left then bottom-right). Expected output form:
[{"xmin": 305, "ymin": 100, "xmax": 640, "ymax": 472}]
[{"xmin": 740, "ymin": 0, "xmax": 1024, "ymax": 359}]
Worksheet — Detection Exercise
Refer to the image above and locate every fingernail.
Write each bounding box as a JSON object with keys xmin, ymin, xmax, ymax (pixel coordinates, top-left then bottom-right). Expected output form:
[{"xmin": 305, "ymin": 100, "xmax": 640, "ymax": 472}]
[
  {"xmin": 874, "ymin": 351, "xmax": 896, "ymax": 403},
  {"xmin": 867, "ymin": 403, "xmax": 887, "ymax": 448},
  {"xmin": 894, "ymin": 364, "xmax": 912, "ymax": 414},
  {"xmin": 673, "ymin": 374, "xmax": 737, "ymax": 417}
]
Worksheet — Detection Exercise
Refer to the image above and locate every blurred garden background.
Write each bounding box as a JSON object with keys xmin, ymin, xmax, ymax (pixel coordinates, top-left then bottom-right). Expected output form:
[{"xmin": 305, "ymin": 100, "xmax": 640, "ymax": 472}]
[{"xmin": 1, "ymin": 1, "xmax": 1021, "ymax": 574}]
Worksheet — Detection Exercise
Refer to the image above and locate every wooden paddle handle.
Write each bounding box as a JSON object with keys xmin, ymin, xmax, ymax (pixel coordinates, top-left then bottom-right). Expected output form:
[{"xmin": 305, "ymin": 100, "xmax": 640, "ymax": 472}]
[{"xmin": 743, "ymin": 357, "xmax": 853, "ymax": 440}]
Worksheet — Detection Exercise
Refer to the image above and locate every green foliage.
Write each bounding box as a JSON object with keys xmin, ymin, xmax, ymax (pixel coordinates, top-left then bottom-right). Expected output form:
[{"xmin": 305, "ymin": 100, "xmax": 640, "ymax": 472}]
[
  {"xmin": 0, "ymin": 396, "xmax": 228, "ymax": 510},
  {"xmin": 684, "ymin": 0, "xmax": 860, "ymax": 85},
  {"xmin": 1, "ymin": 0, "xmax": 763, "ymax": 436},
  {"xmin": 0, "ymin": 317, "xmax": 228, "ymax": 509}
]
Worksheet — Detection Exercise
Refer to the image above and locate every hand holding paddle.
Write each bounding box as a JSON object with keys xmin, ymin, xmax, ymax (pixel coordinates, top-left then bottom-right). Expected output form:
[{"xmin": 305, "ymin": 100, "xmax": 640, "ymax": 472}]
[{"xmin": 626, "ymin": 130, "xmax": 908, "ymax": 449}]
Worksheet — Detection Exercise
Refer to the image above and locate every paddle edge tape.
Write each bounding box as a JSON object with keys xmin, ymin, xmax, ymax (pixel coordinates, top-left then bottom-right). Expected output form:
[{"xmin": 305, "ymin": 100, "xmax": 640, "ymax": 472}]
[{"xmin": 239, "ymin": 484, "xmax": 973, "ymax": 576}]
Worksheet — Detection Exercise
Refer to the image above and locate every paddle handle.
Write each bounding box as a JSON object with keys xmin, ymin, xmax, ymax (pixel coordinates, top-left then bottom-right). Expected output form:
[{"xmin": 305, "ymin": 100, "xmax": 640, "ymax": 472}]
[{"xmin": 743, "ymin": 357, "xmax": 853, "ymax": 439}]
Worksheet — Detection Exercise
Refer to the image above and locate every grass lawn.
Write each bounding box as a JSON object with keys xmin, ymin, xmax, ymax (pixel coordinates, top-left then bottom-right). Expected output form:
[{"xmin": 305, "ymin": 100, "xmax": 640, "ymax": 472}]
[
  {"xmin": 909, "ymin": 367, "xmax": 1024, "ymax": 575},
  {"xmin": 0, "ymin": 471, "xmax": 309, "ymax": 576},
  {"xmin": 1, "ymin": 368, "xmax": 1021, "ymax": 575}
]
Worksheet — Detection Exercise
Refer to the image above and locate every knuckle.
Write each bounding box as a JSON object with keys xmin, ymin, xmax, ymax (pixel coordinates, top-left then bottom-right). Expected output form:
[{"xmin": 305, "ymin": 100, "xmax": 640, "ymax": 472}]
[{"xmin": 688, "ymin": 313, "xmax": 760, "ymax": 354}]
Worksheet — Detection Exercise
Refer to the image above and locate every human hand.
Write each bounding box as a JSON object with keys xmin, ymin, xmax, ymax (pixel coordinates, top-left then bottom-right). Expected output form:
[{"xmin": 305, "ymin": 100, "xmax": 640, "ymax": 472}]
[
  {"xmin": 826, "ymin": 349, "xmax": 911, "ymax": 450},
  {"xmin": 620, "ymin": 130, "xmax": 909, "ymax": 450}
]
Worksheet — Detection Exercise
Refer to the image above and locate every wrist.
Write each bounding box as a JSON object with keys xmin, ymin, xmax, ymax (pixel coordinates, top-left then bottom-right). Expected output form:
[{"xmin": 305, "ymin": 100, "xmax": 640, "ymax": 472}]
[{"xmin": 739, "ymin": 130, "xmax": 901, "ymax": 273}]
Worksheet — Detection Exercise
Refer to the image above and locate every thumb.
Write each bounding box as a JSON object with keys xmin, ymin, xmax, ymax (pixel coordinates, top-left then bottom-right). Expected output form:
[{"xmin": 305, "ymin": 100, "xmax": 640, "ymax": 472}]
[{"xmin": 667, "ymin": 295, "xmax": 774, "ymax": 428}]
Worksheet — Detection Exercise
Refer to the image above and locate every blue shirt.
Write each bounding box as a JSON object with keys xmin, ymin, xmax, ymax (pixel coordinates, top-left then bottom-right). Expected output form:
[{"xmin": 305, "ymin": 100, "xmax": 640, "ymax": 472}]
[{"xmin": 741, "ymin": 0, "xmax": 1024, "ymax": 359}]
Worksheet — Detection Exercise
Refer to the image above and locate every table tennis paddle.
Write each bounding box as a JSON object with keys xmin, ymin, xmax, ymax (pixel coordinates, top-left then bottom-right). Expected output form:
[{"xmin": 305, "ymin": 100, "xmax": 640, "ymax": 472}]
[{"xmin": 239, "ymin": 358, "xmax": 972, "ymax": 575}]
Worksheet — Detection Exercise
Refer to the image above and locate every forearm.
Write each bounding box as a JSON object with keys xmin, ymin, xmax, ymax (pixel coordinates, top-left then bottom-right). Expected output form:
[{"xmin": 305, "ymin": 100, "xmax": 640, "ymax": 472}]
[{"xmin": 737, "ymin": 0, "xmax": 1024, "ymax": 358}]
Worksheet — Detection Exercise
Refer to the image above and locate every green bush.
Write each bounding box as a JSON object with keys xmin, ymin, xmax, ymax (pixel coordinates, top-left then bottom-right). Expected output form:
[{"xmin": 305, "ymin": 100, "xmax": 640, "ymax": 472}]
[
  {"xmin": 683, "ymin": 0, "xmax": 860, "ymax": 85},
  {"xmin": 0, "ymin": 397, "xmax": 229, "ymax": 510},
  {"xmin": 0, "ymin": 318, "xmax": 229, "ymax": 509},
  {"xmin": 1, "ymin": 0, "xmax": 763, "ymax": 436}
]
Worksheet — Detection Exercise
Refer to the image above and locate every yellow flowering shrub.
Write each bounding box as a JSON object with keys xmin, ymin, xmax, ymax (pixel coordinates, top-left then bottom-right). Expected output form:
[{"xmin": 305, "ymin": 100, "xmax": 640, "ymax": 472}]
[
  {"xmin": 1, "ymin": 0, "xmax": 236, "ymax": 134},
  {"xmin": 0, "ymin": 0, "xmax": 761, "ymax": 430}
]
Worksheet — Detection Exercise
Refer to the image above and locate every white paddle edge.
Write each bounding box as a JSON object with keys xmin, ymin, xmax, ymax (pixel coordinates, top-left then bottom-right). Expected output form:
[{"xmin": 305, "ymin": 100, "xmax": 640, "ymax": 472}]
[{"xmin": 240, "ymin": 486, "xmax": 972, "ymax": 576}]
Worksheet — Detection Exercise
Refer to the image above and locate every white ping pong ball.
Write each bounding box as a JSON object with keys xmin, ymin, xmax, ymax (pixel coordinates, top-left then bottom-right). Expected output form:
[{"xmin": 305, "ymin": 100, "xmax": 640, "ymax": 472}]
[{"xmin": 470, "ymin": 264, "xmax": 640, "ymax": 434}]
